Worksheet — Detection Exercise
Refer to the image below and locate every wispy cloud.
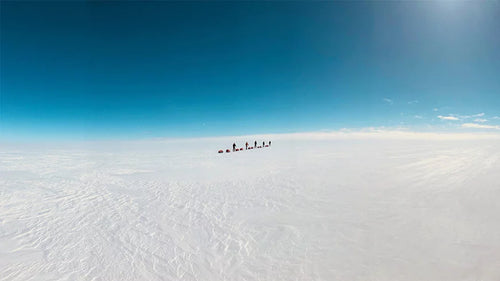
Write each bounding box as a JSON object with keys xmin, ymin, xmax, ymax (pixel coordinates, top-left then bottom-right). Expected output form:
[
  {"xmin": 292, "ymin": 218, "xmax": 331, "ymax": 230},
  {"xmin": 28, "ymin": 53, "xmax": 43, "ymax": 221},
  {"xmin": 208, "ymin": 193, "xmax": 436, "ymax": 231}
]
[
  {"xmin": 437, "ymin": 113, "xmax": 487, "ymax": 121},
  {"xmin": 438, "ymin": 115, "xmax": 459, "ymax": 121},
  {"xmin": 383, "ymin": 98, "xmax": 393, "ymax": 105},
  {"xmin": 462, "ymin": 123, "xmax": 500, "ymax": 130},
  {"xmin": 459, "ymin": 113, "xmax": 485, "ymax": 119},
  {"xmin": 408, "ymin": 100, "xmax": 419, "ymax": 105},
  {"xmin": 492, "ymin": 116, "xmax": 500, "ymax": 120},
  {"xmin": 414, "ymin": 115, "xmax": 423, "ymax": 119},
  {"xmin": 433, "ymin": 108, "xmax": 438, "ymax": 112}
]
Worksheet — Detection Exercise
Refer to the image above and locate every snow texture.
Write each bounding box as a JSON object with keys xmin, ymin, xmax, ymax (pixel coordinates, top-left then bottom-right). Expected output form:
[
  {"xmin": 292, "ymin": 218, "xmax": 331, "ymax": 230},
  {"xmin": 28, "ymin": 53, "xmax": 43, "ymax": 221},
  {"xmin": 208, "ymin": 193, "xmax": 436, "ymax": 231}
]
[{"xmin": 1, "ymin": 134, "xmax": 500, "ymax": 280}]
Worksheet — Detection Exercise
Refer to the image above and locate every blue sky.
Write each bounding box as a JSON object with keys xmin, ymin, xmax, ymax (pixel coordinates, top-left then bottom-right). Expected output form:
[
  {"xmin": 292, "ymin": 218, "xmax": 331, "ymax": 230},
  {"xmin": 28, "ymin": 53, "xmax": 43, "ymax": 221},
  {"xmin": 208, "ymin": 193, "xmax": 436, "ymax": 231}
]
[{"xmin": 1, "ymin": 1, "xmax": 499, "ymax": 140}]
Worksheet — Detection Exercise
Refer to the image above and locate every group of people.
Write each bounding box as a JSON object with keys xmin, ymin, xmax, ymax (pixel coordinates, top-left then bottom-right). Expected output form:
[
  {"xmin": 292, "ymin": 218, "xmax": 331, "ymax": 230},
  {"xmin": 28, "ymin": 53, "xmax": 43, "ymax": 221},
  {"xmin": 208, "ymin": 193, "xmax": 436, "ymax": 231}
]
[{"xmin": 232, "ymin": 140, "xmax": 271, "ymax": 152}]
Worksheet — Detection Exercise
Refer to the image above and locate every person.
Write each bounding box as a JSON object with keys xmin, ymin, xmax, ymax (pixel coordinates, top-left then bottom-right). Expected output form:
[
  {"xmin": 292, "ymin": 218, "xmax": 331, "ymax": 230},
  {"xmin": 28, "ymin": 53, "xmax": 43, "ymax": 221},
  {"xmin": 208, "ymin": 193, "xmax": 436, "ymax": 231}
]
[
  {"xmin": 254, "ymin": 141, "xmax": 257, "ymax": 148},
  {"xmin": 269, "ymin": 141, "xmax": 271, "ymax": 146},
  {"xmin": 233, "ymin": 143, "xmax": 236, "ymax": 152},
  {"xmin": 262, "ymin": 141, "xmax": 265, "ymax": 147},
  {"xmin": 245, "ymin": 142, "xmax": 248, "ymax": 150}
]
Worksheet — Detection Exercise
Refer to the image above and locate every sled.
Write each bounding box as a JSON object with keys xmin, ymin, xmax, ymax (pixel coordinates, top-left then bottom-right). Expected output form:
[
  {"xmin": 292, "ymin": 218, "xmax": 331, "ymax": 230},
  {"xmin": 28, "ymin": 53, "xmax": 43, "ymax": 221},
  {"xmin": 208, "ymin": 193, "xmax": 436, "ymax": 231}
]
[
  {"xmin": 226, "ymin": 149, "xmax": 230, "ymax": 153},
  {"xmin": 218, "ymin": 150, "xmax": 223, "ymax": 153}
]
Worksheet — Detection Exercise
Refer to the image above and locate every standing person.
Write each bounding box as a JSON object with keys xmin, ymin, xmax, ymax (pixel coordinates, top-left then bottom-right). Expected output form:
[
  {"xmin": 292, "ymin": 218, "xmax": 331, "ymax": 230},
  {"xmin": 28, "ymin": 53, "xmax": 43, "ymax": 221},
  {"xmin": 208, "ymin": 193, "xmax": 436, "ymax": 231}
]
[
  {"xmin": 254, "ymin": 141, "xmax": 257, "ymax": 148},
  {"xmin": 269, "ymin": 141, "xmax": 271, "ymax": 146},
  {"xmin": 262, "ymin": 141, "xmax": 265, "ymax": 147},
  {"xmin": 233, "ymin": 143, "xmax": 236, "ymax": 152},
  {"xmin": 245, "ymin": 142, "xmax": 248, "ymax": 150}
]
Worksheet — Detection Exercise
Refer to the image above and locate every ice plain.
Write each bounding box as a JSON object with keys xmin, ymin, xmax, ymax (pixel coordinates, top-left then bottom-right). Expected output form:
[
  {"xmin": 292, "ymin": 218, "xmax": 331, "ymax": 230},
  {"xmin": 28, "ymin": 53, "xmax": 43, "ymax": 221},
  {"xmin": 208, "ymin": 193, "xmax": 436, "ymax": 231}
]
[{"xmin": 1, "ymin": 132, "xmax": 500, "ymax": 281}]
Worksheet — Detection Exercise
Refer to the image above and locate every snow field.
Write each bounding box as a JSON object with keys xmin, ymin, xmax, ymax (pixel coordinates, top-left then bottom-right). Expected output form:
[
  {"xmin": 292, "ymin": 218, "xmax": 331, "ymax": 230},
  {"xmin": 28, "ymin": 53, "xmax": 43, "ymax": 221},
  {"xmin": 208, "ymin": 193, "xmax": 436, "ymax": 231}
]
[{"xmin": 1, "ymin": 137, "xmax": 500, "ymax": 280}]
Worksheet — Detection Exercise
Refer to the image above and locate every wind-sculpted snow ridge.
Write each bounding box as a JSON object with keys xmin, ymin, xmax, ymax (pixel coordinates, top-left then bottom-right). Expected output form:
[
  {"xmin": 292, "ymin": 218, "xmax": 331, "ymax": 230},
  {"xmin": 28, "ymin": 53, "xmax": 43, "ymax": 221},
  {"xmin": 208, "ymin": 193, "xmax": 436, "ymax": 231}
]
[{"xmin": 1, "ymin": 137, "xmax": 500, "ymax": 280}]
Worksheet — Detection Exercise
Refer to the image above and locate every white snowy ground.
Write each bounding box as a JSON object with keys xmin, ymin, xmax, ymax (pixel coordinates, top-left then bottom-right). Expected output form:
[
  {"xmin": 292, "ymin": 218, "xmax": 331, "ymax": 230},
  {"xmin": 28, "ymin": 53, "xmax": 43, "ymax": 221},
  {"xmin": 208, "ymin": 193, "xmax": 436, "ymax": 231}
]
[{"xmin": 1, "ymin": 132, "xmax": 500, "ymax": 281}]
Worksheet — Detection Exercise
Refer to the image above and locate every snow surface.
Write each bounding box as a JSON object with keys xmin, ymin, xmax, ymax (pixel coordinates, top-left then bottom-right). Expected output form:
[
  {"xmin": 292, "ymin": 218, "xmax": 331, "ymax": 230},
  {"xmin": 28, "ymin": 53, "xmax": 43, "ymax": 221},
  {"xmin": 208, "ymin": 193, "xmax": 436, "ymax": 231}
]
[{"xmin": 1, "ymin": 134, "xmax": 500, "ymax": 280}]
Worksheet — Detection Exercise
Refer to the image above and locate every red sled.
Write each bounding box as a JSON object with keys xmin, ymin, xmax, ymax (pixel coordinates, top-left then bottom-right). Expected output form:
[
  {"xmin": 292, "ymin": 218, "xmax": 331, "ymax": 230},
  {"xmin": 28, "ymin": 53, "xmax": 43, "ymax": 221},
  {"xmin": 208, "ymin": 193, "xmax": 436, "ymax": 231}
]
[
  {"xmin": 226, "ymin": 149, "xmax": 230, "ymax": 153},
  {"xmin": 236, "ymin": 149, "xmax": 239, "ymax": 151},
  {"xmin": 218, "ymin": 150, "xmax": 223, "ymax": 153},
  {"xmin": 240, "ymin": 148, "xmax": 243, "ymax": 150},
  {"xmin": 265, "ymin": 145, "xmax": 269, "ymax": 147}
]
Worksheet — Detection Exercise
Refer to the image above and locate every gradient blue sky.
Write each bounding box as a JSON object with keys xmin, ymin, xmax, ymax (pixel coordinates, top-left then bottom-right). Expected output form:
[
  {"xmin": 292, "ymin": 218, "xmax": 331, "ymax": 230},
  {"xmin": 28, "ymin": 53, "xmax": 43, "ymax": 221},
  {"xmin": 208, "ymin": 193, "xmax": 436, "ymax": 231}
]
[{"xmin": 1, "ymin": 1, "xmax": 499, "ymax": 140}]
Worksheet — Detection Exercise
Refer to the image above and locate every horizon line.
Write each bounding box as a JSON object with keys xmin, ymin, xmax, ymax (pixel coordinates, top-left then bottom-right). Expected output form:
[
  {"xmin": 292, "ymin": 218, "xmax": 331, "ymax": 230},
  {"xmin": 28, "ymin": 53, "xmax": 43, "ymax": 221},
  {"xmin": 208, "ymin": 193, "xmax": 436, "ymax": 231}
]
[{"xmin": 2, "ymin": 128, "xmax": 500, "ymax": 145}]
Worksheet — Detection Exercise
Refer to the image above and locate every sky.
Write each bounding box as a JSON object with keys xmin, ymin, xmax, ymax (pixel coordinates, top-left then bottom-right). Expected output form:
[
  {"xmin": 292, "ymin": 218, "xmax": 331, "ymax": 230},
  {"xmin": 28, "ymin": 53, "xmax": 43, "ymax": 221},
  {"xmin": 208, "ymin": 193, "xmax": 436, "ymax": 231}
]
[{"xmin": 1, "ymin": 1, "xmax": 499, "ymax": 140}]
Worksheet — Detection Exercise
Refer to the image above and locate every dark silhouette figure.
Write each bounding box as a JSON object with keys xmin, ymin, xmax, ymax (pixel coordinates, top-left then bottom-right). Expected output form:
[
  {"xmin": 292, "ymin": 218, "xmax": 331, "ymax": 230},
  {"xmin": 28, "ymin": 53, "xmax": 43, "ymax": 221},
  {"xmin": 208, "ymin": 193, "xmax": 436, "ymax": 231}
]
[
  {"xmin": 245, "ymin": 142, "xmax": 248, "ymax": 150},
  {"xmin": 233, "ymin": 143, "xmax": 236, "ymax": 152},
  {"xmin": 254, "ymin": 141, "xmax": 257, "ymax": 148},
  {"xmin": 262, "ymin": 141, "xmax": 265, "ymax": 147},
  {"xmin": 269, "ymin": 141, "xmax": 271, "ymax": 146}
]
